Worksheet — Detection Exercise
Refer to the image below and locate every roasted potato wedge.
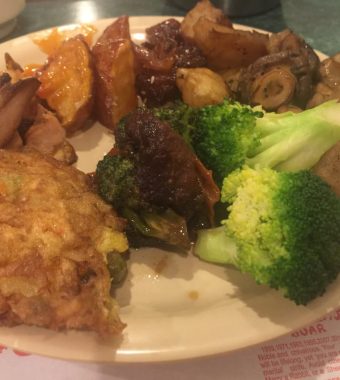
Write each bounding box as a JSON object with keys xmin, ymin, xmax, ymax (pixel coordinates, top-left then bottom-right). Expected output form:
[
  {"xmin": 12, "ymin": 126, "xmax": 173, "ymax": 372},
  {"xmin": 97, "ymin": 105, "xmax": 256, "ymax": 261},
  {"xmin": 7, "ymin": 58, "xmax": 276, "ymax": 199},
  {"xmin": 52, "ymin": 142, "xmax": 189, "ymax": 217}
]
[
  {"xmin": 181, "ymin": 0, "xmax": 232, "ymax": 40},
  {"xmin": 37, "ymin": 35, "xmax": 94, "ymax": 134},
  {"xmin": 176, "ymin": 67, "xmax": 229, "ymax": 107},
  {"xmin": 193, "ymin": 18, "xmax": 268, "ymax": 70},
  {"xmin": 92, "ymin": 16, "xmax": 137, "ymax": 130}
]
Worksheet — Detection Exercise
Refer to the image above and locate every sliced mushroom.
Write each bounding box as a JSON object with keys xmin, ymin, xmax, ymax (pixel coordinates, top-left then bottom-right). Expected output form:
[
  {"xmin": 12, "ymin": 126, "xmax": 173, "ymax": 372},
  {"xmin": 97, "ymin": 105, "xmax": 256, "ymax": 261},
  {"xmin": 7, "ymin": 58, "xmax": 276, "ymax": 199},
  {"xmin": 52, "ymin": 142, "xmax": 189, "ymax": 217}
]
[
  {"xmin": 320, "ymin": 53, "xmax": 340, "ymax": 88},
  {"xmin": 307, "ymin": 53, "xmax": 340, "ymax": 108},
  {"xmin": 249, "ymin": 66, "xmax": 296, "ymax": 110},
  {"xmin": 237, "ymin": 29, "xmax": 320, "ymax": 111},
  {"xmin": 267, "ymin": 29, "xmax": 320, "ymax": 107},
  {"xmin": 0, "ymin": 77, "xmax": 40, "ymax": 148}
]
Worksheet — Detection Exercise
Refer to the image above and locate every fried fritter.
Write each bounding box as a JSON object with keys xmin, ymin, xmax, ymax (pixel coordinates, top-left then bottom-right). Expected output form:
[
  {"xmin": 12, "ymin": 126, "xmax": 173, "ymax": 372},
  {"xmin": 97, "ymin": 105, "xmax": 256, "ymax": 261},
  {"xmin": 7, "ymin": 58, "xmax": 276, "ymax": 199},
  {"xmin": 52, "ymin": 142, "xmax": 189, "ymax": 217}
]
[{"xmin": 0, "ymin": 149, "xmax": 128, "ymax": 336}]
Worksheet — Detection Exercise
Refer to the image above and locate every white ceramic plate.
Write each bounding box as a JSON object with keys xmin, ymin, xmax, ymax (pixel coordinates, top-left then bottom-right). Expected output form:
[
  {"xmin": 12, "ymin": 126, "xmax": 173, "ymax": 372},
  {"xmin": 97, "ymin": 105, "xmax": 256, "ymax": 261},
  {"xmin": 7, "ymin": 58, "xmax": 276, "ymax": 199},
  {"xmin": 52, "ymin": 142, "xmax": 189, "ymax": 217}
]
[{"xmin": 0, "ymin": 17, "xmax": 335, "ymax": 363}]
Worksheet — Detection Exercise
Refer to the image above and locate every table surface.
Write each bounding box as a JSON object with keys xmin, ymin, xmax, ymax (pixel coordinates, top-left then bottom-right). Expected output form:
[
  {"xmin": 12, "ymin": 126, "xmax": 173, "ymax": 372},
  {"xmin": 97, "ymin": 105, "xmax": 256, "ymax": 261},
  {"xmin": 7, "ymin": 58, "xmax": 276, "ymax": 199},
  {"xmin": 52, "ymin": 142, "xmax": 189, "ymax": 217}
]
[
  {"xmin": 1, "ymin": 1, "xmax": 340, "ymax": 379},
  {"xmin": 2, "ymin": 0, "xmax": 340, "ymax": 56}
]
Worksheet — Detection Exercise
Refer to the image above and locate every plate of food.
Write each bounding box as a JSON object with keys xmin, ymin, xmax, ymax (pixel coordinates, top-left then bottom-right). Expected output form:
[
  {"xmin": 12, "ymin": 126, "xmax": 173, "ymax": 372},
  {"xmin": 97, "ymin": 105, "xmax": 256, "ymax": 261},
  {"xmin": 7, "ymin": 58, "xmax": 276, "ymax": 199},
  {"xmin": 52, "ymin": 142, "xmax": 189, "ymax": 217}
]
[{"xmin": 0, "ymin": 0, "xmax": 339, "ymax": 363}]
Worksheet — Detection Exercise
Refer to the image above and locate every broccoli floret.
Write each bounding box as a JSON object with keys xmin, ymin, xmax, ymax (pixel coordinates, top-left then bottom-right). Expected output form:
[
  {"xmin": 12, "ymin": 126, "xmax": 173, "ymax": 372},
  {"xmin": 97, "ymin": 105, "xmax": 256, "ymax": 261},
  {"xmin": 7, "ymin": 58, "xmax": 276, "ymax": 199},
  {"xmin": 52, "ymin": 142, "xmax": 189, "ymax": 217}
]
[
  {"xmin": 195, "ymin": 166, "xmax": 340, "ymax": 305},
  {"xmin": 96, "ymin": 155, "xmax": 142, "ymax": 210},
  {"xmin": 95, "ymin": 154, "xmax": 190, "ymax": 250},
  {"xmin": 154, "ymin": 99, "xmax": 340, "ymax": 187},
  {"xmin": 154, "ymin": 100, "xmax": 261, "ymax": 186},
  {"xmin": 153, "ymin": 100, "xmax": 196, "ymax": 148},
  {"xmin": 192, "ymin": 102, "xmax": 262, "ymax": 186}
]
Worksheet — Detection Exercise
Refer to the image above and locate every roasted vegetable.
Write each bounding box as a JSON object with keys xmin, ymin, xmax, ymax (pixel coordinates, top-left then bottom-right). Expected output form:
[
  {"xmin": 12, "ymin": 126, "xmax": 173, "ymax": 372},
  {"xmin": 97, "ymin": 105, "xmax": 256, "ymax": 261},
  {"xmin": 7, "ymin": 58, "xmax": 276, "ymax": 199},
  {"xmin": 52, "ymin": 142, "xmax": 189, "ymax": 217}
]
[
  {"xmin": 195, "ymin": 167, "xmax": 340, "ymax": 305},
  {"xmin": 192, "ymin": 17, "xmax": 268, "ymax": 70},
  {"xmin": 134, "ymin": 18, "xmax": 206, "ymax": 106},
  {"xmin": 180, "ymin": 0, "xmax": 232, "ymax": 40},
  {"xmin": 92, "ymin": 16, "xmax": 137, "ymax": 129},
  {"xmin": 0, "ymin": 76, "xmax": 40, "ymax": 147},
  {"xmin": 154, "ymin": 99, "xmax": 340, "ymax": 185},
  {"xmin": 96, "ymin": 151, "xmax": 191, "ymax": 250},
  {"xmin": 176, "ymin": 67, "xmax": 229, "ymax": 107},
  {"xmin": 96, "ymin": 108, "xmax": 220, "ymax": 250},
  {"xmin": 154, "ymin": 100, "xmax": 262, "ymax": 186},
  {"xmin": 245, "ymin": 66, "xmax": 297, "ymax": 111},
  {"xmin": 308, "ymin": 53, "xmax": 340, "ymax": 108},
  {"xmin": 37, "ymin": 35, "xmax": 94, "ymax": 133}
]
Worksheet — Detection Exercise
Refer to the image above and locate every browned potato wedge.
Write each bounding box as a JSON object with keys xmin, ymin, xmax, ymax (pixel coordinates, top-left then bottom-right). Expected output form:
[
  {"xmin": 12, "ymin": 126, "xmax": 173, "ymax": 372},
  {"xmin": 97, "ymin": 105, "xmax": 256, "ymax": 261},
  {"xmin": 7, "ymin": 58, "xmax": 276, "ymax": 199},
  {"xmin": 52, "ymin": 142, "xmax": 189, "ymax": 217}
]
[
  {"xmin": 37, "ymin": 35, "xmax": 94, "ymax": 134},
  {"xmin": 92, "ymin": 16, "xmax": 137, "ymax": 130},
  {"xmin": 181, "ymin": 0, "xmax": 232, "ymax": 40},
  {"xmin": 176, "ymin": 67, "xmax": 229, "ymax": 107},
  {"xmin": 193, "ymin": 18, "xmax": 268, "ymax": 70}
]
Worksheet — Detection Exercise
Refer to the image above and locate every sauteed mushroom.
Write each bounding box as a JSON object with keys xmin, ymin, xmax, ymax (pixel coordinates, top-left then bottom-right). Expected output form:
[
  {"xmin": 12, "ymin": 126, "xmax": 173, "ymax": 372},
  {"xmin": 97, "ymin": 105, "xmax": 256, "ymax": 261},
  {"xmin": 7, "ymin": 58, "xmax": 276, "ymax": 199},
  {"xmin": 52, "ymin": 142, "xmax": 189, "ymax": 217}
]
[
  {"xmin": 237, "ymin": 30, "xmax": 320, "ymax": 110},
  {"xmin": 0, "ymin": 77, "xmax": 40, "ymax": 147},
  {"xmin": 249, "ymin": 66, "xmax": 296, "ymax": 110},
  {"xmin": 308, "ymin": 53, "xmax": 340, "ymax": 108}
]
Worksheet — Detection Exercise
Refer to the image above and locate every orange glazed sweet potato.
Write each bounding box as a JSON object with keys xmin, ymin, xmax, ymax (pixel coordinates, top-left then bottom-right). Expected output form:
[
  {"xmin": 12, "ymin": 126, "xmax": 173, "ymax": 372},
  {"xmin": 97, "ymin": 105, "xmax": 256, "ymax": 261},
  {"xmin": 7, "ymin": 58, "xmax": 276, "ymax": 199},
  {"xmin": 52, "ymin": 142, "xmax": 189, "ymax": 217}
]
[
  {"xmin": 37, "ymin": 35, "xmax": 94, "ymax": 134},
  {"xmin": 92, "ymin": 16, "xmax": 137, "ymax": 130}
]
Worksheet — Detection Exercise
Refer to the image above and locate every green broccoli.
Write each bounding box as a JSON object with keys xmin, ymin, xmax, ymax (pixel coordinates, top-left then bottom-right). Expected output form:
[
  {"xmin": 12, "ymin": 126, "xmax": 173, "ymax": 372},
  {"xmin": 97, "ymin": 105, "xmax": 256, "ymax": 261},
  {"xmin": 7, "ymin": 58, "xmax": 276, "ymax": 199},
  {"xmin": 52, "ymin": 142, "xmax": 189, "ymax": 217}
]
[
  {"xmin": 195, "ymin": 166, "xmax": 340, "ymax": 305},
  {"xmin": 96, "ymin": 155, "xmax": 142, "ymax": 210},
  {"xmin": 247, "ymin": 100, "xmax": 340, "ymax": 171},
  {"xmin": 154, "ymin": 100, "xmax": 261, "ymax": 186},
  {"xmin": 153, "ymin": 100, "xmax": 195, "ymax": 148},
  {"xmin": 95, "ymin": 154, "xmax": 190, "ymax": 250},
  {"xmin": 154, "ymin": 99, "xmax": 340, "ymax": 187}
]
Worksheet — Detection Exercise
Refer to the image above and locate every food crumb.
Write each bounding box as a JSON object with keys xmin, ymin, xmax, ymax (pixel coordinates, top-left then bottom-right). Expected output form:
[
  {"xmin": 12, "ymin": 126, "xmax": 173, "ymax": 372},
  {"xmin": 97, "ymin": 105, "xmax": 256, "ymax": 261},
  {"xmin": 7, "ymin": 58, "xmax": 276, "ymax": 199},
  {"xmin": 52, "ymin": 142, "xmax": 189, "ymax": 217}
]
[{"xmin": 188, "ymin": 290, "xmax": 199, "ymax": 301}]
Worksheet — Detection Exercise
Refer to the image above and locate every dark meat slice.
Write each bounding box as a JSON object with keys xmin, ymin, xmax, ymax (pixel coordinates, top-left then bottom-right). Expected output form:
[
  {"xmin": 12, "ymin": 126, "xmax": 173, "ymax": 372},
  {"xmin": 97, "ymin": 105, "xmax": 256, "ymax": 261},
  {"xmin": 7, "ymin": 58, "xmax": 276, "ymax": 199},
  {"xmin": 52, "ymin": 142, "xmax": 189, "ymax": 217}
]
[
  {"xmin": 116, "ymin": 108, "xmax": 219, "ymax": 228},
  {"xmin": 134, "ymin": 19, "xmax": 206, "ymax": 106}
]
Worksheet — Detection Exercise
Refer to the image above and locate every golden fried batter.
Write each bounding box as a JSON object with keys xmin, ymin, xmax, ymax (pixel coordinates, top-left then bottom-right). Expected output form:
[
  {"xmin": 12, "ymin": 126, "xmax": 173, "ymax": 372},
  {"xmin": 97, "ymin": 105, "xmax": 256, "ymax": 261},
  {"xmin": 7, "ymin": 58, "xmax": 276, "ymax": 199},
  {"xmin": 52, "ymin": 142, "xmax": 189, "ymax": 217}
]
[{"xmin": 0, "ymin": 149, "xmax": 128, "ymax": 336}]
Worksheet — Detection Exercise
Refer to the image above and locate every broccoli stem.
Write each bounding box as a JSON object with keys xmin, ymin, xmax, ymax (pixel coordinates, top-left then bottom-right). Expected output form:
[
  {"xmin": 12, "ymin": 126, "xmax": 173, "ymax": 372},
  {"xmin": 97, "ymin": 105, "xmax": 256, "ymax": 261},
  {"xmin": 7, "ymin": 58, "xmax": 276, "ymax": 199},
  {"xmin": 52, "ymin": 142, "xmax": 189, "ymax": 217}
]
[
  {"xmin": 248, "ymin": 100, "xmax": 340, "ymax": 170},
  {"xmin": 195, "ymin": 226, "xmax": 238, "ymax": 265}
]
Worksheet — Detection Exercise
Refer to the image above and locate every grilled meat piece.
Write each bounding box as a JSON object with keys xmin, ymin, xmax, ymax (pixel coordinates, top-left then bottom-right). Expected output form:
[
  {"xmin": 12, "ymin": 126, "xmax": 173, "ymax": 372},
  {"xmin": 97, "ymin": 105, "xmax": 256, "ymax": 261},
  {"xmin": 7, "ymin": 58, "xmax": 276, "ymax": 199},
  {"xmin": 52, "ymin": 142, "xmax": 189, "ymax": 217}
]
[{"xmin": 116, "ymin": 108, "xmax": 219, "ymax": 229}]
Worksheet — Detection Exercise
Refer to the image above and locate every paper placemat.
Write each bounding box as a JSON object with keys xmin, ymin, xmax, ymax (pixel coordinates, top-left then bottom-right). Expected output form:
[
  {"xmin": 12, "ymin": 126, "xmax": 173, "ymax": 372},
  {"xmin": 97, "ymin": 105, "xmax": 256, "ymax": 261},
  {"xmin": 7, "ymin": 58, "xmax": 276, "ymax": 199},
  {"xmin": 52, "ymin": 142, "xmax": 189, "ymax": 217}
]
[{"xmin": 1, "ymin": 308, "xmax": 339, "ymax": 380}]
